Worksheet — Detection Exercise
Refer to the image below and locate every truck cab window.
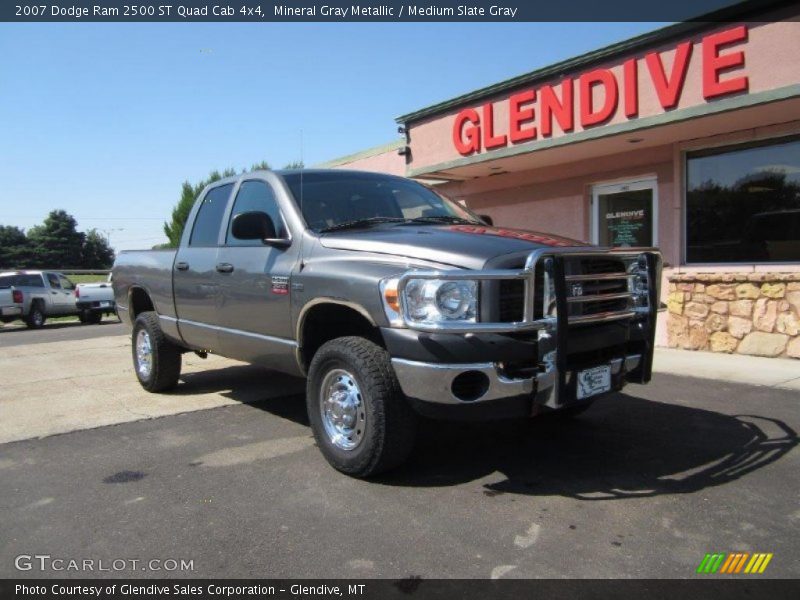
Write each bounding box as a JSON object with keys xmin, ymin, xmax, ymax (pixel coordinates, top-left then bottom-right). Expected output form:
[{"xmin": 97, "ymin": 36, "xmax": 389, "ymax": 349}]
[
  {"xmin": 190, "ymin": 183, "xmax": 234, "ymax": 247},
  {"xmin": 47, "ymin": 273, "xmax": 61, "ymax": 289},
  {"xmin": 59, "ymin": 276, "xmax": 75, "ymax": 290},
  {"xmin": 226, "ymin": 180, "xmax": 287, "ymax": 245},
  {"xmin": 0, "ymin": 274, "xmax": 44, "ymax": 287}
]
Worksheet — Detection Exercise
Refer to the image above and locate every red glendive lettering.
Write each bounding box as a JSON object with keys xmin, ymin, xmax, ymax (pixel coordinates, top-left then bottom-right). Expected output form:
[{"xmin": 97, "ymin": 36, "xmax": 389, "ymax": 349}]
[{"xmin": 451, "ymin": 25, "xmax": 749, "ymax": 156}]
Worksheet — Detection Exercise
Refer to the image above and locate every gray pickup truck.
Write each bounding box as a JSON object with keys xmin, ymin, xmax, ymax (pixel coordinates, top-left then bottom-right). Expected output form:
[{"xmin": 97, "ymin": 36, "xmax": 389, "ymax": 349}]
[
  {"xmin": 0, "ymin": 271, "xmax": 80, "ymax": 328},
  {"xmin": 113, "ymin": 169, "xmax": 661, "ymax": 477}
]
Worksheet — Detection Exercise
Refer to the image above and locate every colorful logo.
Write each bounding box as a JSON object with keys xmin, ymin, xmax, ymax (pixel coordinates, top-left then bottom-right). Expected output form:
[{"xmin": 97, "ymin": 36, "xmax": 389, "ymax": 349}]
[{"xmin": 697, "ymin": 552, "xmax": 773, "ymax": 574}]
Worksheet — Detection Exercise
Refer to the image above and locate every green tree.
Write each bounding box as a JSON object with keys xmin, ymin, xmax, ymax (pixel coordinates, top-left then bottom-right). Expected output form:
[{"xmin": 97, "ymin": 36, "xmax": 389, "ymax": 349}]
[
  {"xmin": 27, "ymin": 210, "xmax": 85, "ymax": 269},
  {"xmin": 163, "ymin": 168, "xmax": 236, "ymax": 247},
  {"xmin": 283, "ymin": 160, "xmax": 304, "ymax": 169},
  {"xmin": 0, "ymin": 225, "xmax": 31, "ymax": 269},
  {"xmin": 251, "ymin": 160, "xmax": 271, "ymax": 171},
  {"xmin": 82, "ymin": 229, "xmax": 115, "ymax": 268}
]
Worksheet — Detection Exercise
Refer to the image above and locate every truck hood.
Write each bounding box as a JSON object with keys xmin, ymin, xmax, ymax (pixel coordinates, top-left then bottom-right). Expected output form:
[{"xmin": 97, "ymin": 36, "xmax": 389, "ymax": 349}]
[{"xmin": 318, "ymin": 224, "xmax": 587, "ymax": 269}]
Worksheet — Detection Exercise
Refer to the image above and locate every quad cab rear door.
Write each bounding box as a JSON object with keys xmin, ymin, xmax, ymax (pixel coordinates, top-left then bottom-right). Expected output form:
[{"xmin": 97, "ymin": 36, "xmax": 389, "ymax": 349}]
[{"xmin": 172, "ymin": 182, "xmax": 235, "ymax": 352}]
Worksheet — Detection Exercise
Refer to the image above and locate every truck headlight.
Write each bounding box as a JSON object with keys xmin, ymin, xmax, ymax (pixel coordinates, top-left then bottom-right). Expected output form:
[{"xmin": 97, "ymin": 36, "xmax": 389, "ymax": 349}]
[{"xmin": 383, "ymin": 277, "xmax": 479, "ymax": 325}]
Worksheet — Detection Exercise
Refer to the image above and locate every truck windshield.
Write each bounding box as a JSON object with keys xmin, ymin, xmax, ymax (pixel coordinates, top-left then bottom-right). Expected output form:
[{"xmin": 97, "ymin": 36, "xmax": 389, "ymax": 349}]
[{"xmin": 282, "ymin": 171, "xmax": 483, "ymax": 232}]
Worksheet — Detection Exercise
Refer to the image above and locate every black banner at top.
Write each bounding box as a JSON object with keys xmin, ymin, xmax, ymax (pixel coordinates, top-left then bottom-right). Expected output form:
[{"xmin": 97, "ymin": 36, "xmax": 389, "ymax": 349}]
[{"xmin": 1, "ymin": 0, "xmax": 795, "ymax": 22}]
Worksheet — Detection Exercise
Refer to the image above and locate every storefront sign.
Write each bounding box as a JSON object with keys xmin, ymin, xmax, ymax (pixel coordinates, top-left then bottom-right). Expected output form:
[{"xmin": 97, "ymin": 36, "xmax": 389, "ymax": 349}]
[
  {"xmin": 452, "ymin": 25, "xmax": 749, "ymax": 156},
  {"xmin": 605, "ymin": 209, "xmax": 646, "ymax": 246}
]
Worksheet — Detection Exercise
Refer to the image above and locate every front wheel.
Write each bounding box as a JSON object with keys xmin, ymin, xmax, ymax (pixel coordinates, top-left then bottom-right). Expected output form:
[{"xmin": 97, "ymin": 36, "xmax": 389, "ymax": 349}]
[
  {"xmin": 306, "ymin": 337, "xmax": 417, "ymax": 478},
  {"xmin": 132, "ymin": 311, "xmax": 182, "ymax": 392}
]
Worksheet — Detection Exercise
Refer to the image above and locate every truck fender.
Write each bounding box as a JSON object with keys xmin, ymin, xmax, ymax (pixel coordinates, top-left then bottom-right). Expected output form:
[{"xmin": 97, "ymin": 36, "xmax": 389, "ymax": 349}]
[
  {"xmin": 126, "ymin": 285, "xmax": 155, "ymax": 321},
  {"xmin": 295, "ymin": 298, "xmax": 380, "ymax": 374},
  {"xmin": 296, "ymin": 298, "xmax": 377, "ymax": 342}
]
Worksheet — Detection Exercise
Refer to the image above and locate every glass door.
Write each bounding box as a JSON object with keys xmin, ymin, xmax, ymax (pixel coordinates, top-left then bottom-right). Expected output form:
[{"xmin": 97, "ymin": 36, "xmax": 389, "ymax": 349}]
[{"xmin": 591, "ymin": 178, "xmax": 658, "ymax": 248}]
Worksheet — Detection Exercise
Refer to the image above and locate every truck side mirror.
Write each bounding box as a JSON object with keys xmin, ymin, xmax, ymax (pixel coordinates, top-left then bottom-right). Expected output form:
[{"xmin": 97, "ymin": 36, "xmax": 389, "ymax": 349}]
[
  {"xmin": 231, "ymin": 211, "xmax": 289, "ymax": 246},
  {"xmin": 479, "ymin": 214, "xmax": 494, "ymax": 227}
]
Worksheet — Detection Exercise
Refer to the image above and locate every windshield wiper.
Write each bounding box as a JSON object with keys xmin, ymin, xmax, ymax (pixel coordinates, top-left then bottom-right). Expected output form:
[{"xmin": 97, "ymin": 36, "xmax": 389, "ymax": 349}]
[
  {"xmin": 403, "ymin": 215, "xmax": 479, "ymax": 225},
  {"xmin": 319, "ymin": 216, "xmax": 407, "ymax": 233}
]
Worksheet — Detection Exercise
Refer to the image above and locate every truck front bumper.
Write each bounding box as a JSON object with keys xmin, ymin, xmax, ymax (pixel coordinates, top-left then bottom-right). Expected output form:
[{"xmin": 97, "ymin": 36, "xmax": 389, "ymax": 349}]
[{"xmin": 391, "ymin": 353, "xmax": 642, "ymax": 418}]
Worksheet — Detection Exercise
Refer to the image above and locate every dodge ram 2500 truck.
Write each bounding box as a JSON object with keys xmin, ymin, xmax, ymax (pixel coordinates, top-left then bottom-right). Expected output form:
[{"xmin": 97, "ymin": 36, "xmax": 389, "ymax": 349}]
[{"xmin": 113, "ymin": 169, "xmax": 661, "ymax": 477}]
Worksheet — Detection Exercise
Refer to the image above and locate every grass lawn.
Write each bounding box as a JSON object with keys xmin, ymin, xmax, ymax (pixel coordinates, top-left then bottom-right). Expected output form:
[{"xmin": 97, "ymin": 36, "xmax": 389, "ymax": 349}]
[{"xmin": 67, "ymin": 274, "xmax": 109, "ymax": 284}]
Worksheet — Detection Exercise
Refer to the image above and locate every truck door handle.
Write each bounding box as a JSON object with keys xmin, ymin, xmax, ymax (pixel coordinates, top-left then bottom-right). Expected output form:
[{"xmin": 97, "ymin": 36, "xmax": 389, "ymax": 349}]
[
  {"xmin": 216, "ymin": 263, "xmax": 234, "ymax": 274},
  {"xmin": 51, "ymin": 291, "xmax": 58, "ymax": 294},
  {"xmin": 175, "ymin": 262, "xmax": 189, "ymax": 271}
]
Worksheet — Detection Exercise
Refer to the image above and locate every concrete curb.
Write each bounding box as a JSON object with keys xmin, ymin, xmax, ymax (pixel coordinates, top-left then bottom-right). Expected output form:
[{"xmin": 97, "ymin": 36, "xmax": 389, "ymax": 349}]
[{"xmin": 653, "ymin": 348, "xmax": 800, "ymax": 391}]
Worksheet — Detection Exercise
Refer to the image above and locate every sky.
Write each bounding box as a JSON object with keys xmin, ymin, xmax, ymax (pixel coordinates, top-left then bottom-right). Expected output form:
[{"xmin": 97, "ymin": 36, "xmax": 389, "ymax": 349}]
[{"xmin": 0, "ymin": 21, "xmax": 666, "ymax": 251}]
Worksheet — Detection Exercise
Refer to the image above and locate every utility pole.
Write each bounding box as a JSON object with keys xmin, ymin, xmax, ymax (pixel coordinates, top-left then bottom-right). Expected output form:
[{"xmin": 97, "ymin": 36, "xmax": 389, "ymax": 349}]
[{"xmin": 101, "ymin": 228, "xmax": 124, "ymax": 248}]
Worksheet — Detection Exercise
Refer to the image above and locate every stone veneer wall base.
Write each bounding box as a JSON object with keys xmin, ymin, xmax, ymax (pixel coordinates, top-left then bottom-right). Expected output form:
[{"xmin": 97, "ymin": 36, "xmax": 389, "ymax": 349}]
[{"xmin": 666, "ymin": 273, "xmax": 800, "ymax": 359}]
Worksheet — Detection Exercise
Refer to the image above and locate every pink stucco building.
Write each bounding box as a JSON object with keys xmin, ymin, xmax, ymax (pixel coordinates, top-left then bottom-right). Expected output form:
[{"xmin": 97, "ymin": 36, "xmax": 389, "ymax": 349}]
[{"xmin": 321, "ymin": 2, "xmax": 800, "ymax": 358}]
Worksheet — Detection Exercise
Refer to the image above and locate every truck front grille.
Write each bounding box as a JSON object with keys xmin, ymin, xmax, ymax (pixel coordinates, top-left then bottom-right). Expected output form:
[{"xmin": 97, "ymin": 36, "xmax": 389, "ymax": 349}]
[
  {"xmin": 494, "ymin": 256, "xmax": 635, "ymax": 325},
  {"xmin": 565, "ymin": 257, "xmax": 633, "ymax": 324}
]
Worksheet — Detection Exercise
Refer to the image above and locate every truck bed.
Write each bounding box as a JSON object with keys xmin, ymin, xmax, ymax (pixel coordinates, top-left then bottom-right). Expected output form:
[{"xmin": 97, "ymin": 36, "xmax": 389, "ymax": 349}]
[{"xmin": 113, "ymin": 249, "xmax": 178, "ymax": 321}]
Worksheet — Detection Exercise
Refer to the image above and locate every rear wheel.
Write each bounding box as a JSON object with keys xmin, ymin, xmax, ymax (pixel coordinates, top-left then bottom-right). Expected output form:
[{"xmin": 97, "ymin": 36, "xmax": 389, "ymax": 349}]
[
  {"xmin": 25, "ymin": 303, "xmax": 46, "ymax": 329},
  {"xmin": 86, "ymin": 311, "xmax": 103, "ymax": 325},
  {"xmin": 132, "ymin": 311, "xmax": 181, "ymax": 392},
  {"xmin": 306, "ymin": 336, "xmax": 417, "ymax": 478}
]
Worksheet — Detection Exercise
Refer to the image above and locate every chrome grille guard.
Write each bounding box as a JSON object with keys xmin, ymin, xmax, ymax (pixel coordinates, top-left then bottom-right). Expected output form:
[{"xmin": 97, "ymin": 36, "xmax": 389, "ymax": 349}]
[{"xmin": 396, "ymin": 247, "xmax": 662, "ymax": 334}]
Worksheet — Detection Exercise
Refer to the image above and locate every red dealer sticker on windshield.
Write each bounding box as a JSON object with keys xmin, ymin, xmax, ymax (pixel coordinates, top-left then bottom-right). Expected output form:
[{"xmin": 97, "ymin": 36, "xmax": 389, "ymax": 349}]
[{"xmin": 448, "ymin": 225, "xmax": 579, "ymax": 247}]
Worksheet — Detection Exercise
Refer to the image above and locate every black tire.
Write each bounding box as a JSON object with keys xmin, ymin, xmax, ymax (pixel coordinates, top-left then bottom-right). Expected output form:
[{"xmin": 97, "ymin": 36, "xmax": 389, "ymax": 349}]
[
  {"xmin": 306, "ymin": 336, "xmax": 417, "ymax": 478},
  {"xmin": 25, "ymin": 303, "xmax": 46, "ymax": 329},
  {"xmin": 86, "ymin": 311, "xmax": 103, "ymax": 325},
  {"xmin": 78, "ymin": 310, "xmax": 89, "ymax": 324},
  {"xmin": 131, "ymin": 311, "xmax": 182, "ymax": 392}
]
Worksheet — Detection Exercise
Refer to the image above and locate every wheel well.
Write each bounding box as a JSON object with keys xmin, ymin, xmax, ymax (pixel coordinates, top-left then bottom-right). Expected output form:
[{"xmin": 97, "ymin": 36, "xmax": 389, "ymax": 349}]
[
  {"xmin": 129, "ymin": 287, "xmax": 154, "ymax": 321},
  {"xmin": 299, "ymin": 303, "xmax": 382, "ymax": 371}
]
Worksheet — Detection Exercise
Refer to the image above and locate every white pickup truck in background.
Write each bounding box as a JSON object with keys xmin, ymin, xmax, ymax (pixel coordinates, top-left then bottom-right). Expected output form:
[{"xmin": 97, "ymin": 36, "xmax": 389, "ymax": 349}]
[{"xmin": 75, "ymin": 275, "xmax": 117, "ymax": 324}]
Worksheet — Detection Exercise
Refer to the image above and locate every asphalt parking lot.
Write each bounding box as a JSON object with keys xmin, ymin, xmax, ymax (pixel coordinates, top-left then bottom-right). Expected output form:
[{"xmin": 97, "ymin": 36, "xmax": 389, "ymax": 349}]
[
  {"xmin": 0, "ymin": 326, "xmax": 798, "ymax": 579},
  {"xmin": 0, "ymin": 318, "xmax": 126, "ymax": 347}
]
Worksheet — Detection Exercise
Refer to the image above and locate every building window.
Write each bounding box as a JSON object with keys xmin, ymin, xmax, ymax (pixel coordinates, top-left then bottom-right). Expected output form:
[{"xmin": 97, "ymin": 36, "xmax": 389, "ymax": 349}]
[{"xmin": 686, "ymin": 136, "xmax": 800, "ymax": 264}]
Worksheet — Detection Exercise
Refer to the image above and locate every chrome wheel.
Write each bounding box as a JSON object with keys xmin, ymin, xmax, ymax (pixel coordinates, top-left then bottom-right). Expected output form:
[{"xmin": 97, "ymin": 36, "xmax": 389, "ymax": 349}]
[
  {"xmin": 135, "ymin": 329, "xmax": 153, "ymax": 380},
  {"xmin": 320, "ymin": 369, "xmax": 366, "ymax": 451}
]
